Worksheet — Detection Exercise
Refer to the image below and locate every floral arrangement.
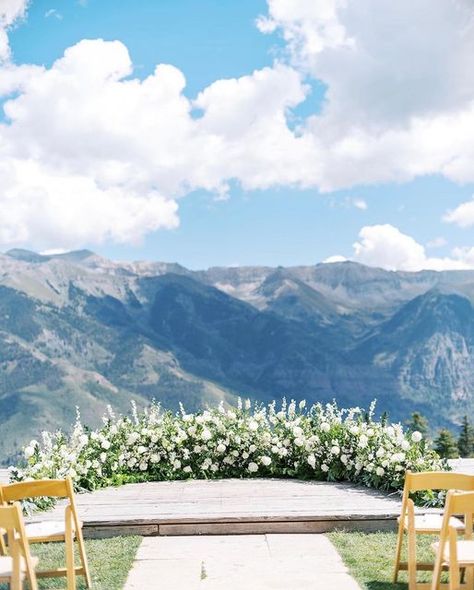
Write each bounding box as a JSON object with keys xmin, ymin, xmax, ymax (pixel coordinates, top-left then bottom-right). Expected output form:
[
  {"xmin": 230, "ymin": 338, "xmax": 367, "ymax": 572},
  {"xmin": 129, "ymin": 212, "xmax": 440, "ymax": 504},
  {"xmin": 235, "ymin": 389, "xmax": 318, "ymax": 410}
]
[{"xmin": 12, "ymin": 399, "xmax": 445, "ymax": 494}]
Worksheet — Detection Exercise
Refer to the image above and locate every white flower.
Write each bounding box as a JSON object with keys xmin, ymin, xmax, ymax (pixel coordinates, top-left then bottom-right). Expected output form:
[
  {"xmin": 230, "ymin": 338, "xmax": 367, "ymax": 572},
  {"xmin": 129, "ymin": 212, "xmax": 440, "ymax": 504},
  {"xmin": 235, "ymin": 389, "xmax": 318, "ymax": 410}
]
[
  {"xmin": 376, "ymin": 467, "xmax": 385, "ymax": 476},
  {"xmin": 150, "ymin": 453, "xmax": 160, "ymax": 463},
  {"xmin": 294, "ymin": 438, "xmax": 304, "ymax": 447},
  {"xmin": 249, "ymin": 444, "xmax": 257, "ymax": 452},
  {"xmin": 201, "ymin": 429, "xmax": 212, "ymax": 442},
  {"xmin": 411, "ymin": 431, "xmax": 422, "ymax": 443},
  {"xmin": 367, "ymin": 428, "xmax": 375, "ymax": 437},
  {"xmin": 349, "ymin": 425, "xmax": 359, "ymax": 435},
  {"xmin": 321, "ymin": 464, "xmax": 329, "ymax": 472},
  {"xmin": 330, "ymin": 446, "xmax": 340, "ymax": 456},
  {"xmin": 293, "ymin": 426, "xmax": 303, "ymax": 437},
  {"xmin": 401, "ymin": 440, "xmax": 410, "ymax": 451},
  {"xmin": 340, "ymin": 454, "xmax": 348, "ymax": 464},
  {"xmin": 101, "ymin": 440, "xmax": 111, "ymax": 450},
  {"xmin": 173, "ymin": 459, "xmax": 182, "ymax": 469},
  {"xmin": 127, "ymin": 432, "xmax": 139, "ymax": 445},
  {"xmin": 242, "ymin": 452, "xmax": 249, "ymax": 460},
  {"xmin": 358, "ymin": 435, "xmax": 368, "ymax": 448},
  {"xmin": 216, "ymin": 443, "xmax": 226, "ymax": 454},
  {"xmin": 137, "ymin": 445, "xmax": 147, "ymax": 454},
  {"xmin": 100, "ymin": 452, "xmax": 107, "ymax": 463},
  {"xmin": 299, "ymin": 400, "xmax": 306, "ymax": 410},
  {"xmin": 139, "ymin": 461, "xmax": 148, "ymax": 471},
  {"xmin": 245, "ymin": 399, "xmax": 251, "ymax": 410},
  {"xmin": 183, "ymin": 466, "xmax": 192, "ymax": 473},
  {"xmin": 320, "ymin": 423, "xmax": 330, "ymax": 433},
  {"xmin": 261, "ymin": 456, "xmax": 272, "ymax": 466},
  {"xmin": 248, "ymin": 462, "xmax": 258, "ymax": 473},
  {"xmin": 307, "ymin": 454, "xmax": 316, "ymax": 468},
  {"xmin": 248, "ymin": 421, "xmax": 259, "ymax": 432},
  {"xmin": 24, "ymin": 446, "xmax": 35, "ymax": 460}
]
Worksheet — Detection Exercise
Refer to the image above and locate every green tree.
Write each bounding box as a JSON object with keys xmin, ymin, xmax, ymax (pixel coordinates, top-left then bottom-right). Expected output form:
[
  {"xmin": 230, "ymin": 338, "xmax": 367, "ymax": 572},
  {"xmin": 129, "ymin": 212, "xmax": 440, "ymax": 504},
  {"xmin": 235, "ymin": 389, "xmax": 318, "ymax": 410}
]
[
  {"xmin": 405, "ymin": 412, "xmax": 429, "ymax": 436},
  {"xmin": 458, "ymin": 415, "xmax": 474, "ymax": 458},
  {"xmin": 434, "ymin": 429, "xmax": 459, "ymax": 459}
]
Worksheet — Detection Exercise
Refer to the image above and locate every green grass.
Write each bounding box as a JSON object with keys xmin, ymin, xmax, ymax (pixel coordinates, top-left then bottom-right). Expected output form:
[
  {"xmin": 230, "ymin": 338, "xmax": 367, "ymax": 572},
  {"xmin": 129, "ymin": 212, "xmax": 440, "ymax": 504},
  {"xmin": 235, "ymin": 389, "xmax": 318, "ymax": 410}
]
[
  {"xmin": 329, "ymin": 530, "xmax": 442, "ymax": 590},
  {"xmin": 1, "ymin": 536, "xmax": 141, "ymax": 590}
]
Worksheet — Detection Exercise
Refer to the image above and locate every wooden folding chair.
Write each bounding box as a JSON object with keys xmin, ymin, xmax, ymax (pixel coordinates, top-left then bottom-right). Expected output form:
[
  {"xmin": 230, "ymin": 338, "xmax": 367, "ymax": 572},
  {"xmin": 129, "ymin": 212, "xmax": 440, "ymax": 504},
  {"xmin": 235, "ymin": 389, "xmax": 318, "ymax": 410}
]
[
  {"xmin": 394, "ymin": 470, "xmax": 474, "ymax": 590},
  {"xmin": 0, "ymin": 477, "xmax": 91, "ymax": 590},
  {"xmin": 0, "ymin": 502, "xmax": 38, "ymax": 590},
  {"xmin": 431, "ymin": 490, "xmax": 474, "ymax": 590}
]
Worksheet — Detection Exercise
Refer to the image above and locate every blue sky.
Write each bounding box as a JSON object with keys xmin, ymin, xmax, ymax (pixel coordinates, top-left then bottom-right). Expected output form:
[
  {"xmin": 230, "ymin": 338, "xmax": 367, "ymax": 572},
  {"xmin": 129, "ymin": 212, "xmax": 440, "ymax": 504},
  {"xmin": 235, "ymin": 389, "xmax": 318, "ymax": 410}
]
[{"xmin": 2, "ymin": 0, "xmax": 474, "ymax": 269}]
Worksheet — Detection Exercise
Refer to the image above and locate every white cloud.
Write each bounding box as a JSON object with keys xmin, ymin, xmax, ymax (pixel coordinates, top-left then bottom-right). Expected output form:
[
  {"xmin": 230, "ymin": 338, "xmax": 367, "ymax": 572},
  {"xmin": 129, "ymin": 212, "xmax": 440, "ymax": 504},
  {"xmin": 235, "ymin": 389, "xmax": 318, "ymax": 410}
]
[
  {"xmin": 350, "ymin": 224, "xmax": 473, "ymax": 271},
  {"xmin": 426, "ymin": 237, "xmax": 447, "ymax": 249},
  {"xmin": 444, "ymin": 196, "xmax": 474, "ymax": 228},
  {"xmin": 44, "ymin": 8, "xmax": 62, "ymax": 20},
  {"xmin": 258, "ymin": 0, "xmax": 474, "ymax": 190},
  {"xmin": 0, "ymin": 1, "xmax": 473, "ymax": 248},
  {"xmin": 352, "ymin": 198, "xmax": 367, "ymax": 211},
  {"xmin": 0, "ymin": 0, "xmax": 28, "ymax": 61}
]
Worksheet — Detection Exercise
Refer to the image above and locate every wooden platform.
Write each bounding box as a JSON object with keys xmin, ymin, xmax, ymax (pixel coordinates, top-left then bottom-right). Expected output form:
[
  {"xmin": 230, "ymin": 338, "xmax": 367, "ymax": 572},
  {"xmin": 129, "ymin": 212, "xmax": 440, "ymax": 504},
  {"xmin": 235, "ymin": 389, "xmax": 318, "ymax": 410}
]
[
  {"xmin": 1, "ymin": 458, "xmax": 472, "ymax": 538},
  {"xmin": 26, "ymin": 478, "xmax": 404, "ymax": 538}
]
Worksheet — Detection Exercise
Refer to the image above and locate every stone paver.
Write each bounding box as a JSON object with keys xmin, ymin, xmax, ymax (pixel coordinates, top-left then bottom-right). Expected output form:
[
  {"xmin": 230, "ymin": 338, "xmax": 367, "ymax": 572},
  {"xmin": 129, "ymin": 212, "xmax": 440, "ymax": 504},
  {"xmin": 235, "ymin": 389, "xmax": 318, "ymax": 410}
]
[{"xmin": 124, "ymin": 534, "xmax": 361, "ymax": 590}]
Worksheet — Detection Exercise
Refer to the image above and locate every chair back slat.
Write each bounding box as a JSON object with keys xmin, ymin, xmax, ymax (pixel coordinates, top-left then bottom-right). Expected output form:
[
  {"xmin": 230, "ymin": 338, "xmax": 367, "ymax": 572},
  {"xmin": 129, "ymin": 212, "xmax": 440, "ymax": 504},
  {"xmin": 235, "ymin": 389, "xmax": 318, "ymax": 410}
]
[
  {"xmin": 0, "ymin": 479, "xmax": 69, "ymax": 502},
  {"xmin": 405, "ymin": 471, "xmax": 474, "ymax": 493}
]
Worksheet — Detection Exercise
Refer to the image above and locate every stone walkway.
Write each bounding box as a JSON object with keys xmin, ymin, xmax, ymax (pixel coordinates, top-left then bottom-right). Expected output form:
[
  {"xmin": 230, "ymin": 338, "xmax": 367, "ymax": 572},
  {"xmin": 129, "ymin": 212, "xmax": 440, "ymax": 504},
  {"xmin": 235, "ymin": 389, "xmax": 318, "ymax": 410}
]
[{"xmin": 123, "ymin": 534, "xmax": 361, "ymax": 590}]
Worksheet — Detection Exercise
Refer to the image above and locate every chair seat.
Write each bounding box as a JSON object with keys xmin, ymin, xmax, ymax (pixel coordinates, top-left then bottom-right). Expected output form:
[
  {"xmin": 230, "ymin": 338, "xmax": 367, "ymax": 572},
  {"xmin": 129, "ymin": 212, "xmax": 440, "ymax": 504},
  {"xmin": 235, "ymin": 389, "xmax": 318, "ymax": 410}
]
[
  {"xmin": 0, "ymin": 555, "xmax": 39, "ymax": 577},
  {"xmin": 432, "ymin": 540, "xmax": 474, "ymax": 566},
  {"xmin": 25, "ymin": 520, "xmax": 67, "ymax": 540},
  {"xmin": 401, "ymin": 513, "xmax": 465, "ymax": 533}
]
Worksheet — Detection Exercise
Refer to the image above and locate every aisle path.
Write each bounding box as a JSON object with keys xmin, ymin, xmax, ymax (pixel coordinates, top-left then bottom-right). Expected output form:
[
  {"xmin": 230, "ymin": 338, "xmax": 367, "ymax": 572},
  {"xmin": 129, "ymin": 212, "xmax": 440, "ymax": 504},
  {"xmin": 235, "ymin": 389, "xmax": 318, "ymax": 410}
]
[{"xmin": 124, "ymin": 534, "xmax": 361, "ymax": 590}]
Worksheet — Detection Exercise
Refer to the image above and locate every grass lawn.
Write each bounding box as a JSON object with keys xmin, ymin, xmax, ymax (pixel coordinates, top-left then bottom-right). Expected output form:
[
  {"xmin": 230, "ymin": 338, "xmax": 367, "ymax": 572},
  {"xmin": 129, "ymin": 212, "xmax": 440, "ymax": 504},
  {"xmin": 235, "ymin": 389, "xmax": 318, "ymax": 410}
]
[
  {"xmin": 329, "ymin": 530, "xmax": 441, "ymax": 590},
  {"xmin": 1, "ymin": 536, "xmax": 141, "ymax": 590}
]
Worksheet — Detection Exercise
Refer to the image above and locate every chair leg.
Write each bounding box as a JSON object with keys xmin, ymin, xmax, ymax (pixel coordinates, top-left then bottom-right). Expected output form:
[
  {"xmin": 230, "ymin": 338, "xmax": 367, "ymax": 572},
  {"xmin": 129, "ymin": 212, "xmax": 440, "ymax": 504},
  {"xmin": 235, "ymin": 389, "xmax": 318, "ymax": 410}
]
[
  {"xmin": 408, "ymin": 521, "xmax": 417, "ymax": 590},
  {"xmin": 65, "ymin": 515, "xmax": 77, "ymax": 590},
  {"xmin": 448, "ymin": 563, "xmax": 460, "ymax": 590},
  {"xmin": 11, "ymin": 541, "xmax": 21, "ymax": 590},
  {"xmin": 393, "ymin": 524, "xmax": 404, "ymax": 582},
  {"xmin": 76, "ymin": 527, "xmax": 92, "ymax": 588}
]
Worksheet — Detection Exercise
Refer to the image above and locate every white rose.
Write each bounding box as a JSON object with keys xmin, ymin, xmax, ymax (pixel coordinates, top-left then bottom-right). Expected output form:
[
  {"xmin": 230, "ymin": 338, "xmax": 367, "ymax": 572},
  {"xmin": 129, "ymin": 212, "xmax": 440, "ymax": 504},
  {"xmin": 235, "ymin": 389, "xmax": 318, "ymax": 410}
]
[
  {"xmin": 307, "ymin": 454, "xmax": 316, "ymax": 468},
  {"xmin": 216, "ymin": 443, "xmax": 226, "ymax": 454},
  {"xmin": 320, "ymin": 423, "xmax": 330, "ymax": 433},
  {"xmin": 411, "ymin": 431, "xmax": 422, "ymax": 443},
  {"xmin": 331, "ymin": 446, "xmax": 340, "ymax": 455},
  {"xmin": 401, "ymin": 440, "xmax": 410, "ymax": 451},
  {"xmin": 24, "ymin": 446, "xmax": 35, "ymax": 460},
  {"xmin": 249, "ymin": 444, "xmax": 257, "ymax": 453},
  {"xmin": 248, "ymin": 462, "xmax": 258, "ymax": 473},
  {"xmin": 139, "ymin": 461, "xmax": 148, "ymax": 471},
  {"xmin": 293, "ymin": 426, "xmax": 303, "ymax": 437},
  {"xmin": 321, "ymin": 464, "xmax": 329, "ymax": 472},
  {"xmin": 248, "ymin": 421, "xmax": 259, "ymax": 432},
  {"xmin": 201, "ymin": 429, "xmax": 212, "ymax": 442},
  {"xmin": 101, "ymin": 440, "xmax": 111, "ymax": 450},
  {"xmin": 376, "ymin": 466, "xmax": 385, "ymax": 476},
  {"xmin": 294, "ymin": 438, "xmax": 304, "ymax": 447},
  {"xmin": 173, "ymin": 459, "xmax": 182, "ymax": 469},
  {"xmin": 183, "ymin": 466, "xmax": 192, "ymax": 473},
  {"xmin": 261, "ymin": 456, "xmax": 271, "ymax": 466}
]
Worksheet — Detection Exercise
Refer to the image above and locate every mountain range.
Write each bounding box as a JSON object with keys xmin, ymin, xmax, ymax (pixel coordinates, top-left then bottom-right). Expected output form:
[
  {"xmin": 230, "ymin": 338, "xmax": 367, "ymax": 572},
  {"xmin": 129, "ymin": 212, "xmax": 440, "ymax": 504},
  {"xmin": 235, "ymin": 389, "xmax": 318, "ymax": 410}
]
[{"xmin": 1, "ymin": 248, "xmax": 473, "ymax": 463}]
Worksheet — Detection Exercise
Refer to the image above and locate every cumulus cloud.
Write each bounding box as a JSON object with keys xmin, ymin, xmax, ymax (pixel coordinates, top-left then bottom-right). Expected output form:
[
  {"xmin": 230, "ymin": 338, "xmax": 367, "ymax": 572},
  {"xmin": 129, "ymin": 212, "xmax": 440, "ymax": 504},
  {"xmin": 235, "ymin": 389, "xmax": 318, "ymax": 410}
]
[
  {"xmin": 0, "ymin": 0, "xmax": 473, "ymax": 248},
  {"xmin": 349, "ymin": 225, "xmax": 474, "ymax": 271},
  {"xmin": 258, "ymin": 0, "xmax": 474, "ymax": 190},
  {"xmin": 444, "ymin": 196, "xmax": 474, "ymax": 228},
  {"xmin": 0, "ymin": 0, "xmax": 28, "ymax": 61}
]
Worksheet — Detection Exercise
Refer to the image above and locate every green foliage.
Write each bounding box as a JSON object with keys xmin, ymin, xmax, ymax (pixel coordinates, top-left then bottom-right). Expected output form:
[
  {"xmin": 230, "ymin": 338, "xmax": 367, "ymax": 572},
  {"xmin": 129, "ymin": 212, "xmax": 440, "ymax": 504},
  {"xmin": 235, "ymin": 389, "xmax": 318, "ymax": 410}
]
[
  {"xmin": 457, "ymin": 415, "xmax": 474, "ymax": 458},
  {"xmin": 434, "ymin": 428, "xmax": 459, "ymax": 459}
]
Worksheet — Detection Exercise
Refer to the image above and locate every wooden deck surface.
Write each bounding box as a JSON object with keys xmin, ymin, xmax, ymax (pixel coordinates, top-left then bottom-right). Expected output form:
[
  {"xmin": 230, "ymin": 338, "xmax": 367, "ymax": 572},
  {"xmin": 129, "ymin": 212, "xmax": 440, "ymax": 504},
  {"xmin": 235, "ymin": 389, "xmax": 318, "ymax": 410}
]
[
  {"xmin": 32, "ymin": 478, "xmax": 403, "ymax": 537},
  {"xmin": 1, "ymin": 459, "xmax": 473, "ymax": 537}
]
